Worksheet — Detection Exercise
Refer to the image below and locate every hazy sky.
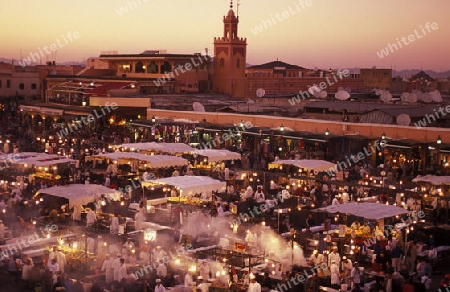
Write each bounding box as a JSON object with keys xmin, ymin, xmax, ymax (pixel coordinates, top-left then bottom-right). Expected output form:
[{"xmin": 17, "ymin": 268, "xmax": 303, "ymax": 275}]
[{"xmin": 1, "ymin": 0, "xmax": 449, "ymax": 71}]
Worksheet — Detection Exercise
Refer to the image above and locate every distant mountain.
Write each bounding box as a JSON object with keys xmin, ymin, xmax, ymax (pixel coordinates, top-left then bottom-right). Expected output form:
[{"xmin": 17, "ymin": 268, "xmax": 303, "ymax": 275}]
[
  {"xmin": 392, "ymin": 69, "xmax": 450, "ymax": 79},
  {"xmin": 0, "ymin": 58, "xmax": 86, "ymax": 66},
  {"xmin": 340, "ymin": 67, "xmax": 450, "ymax": 79}
]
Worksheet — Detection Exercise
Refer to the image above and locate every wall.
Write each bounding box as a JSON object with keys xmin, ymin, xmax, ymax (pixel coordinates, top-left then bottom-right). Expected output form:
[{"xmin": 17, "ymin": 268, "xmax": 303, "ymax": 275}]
[{"xmin": 146, "ymin": 108, "xmax": 450, "ymax": 143}]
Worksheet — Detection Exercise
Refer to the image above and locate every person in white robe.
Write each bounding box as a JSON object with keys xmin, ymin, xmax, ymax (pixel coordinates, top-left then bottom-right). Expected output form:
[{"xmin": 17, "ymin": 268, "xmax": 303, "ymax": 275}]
[{"xmin": 101, "ymin": 254, "xmax": 114, "ymax": 284}]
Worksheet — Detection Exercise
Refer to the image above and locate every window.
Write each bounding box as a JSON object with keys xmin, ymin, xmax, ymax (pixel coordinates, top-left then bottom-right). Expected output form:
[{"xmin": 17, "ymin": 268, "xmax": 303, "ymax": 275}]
[
  {"xmin": 135, "ymin": 61, "xmax": 145, "ymax": 73},
  {"xmin": 220, "ymin": 58, "xmax": 224, "ymax": 68},
  {"xmin": 31, "ymin": 83, "xmax": 37, "ymax": 90},
  {"xmin": 147, "ymin": 62, "xmax": 158, "ymax": 73},
  {"xmin": 0, "ymin": 80, "xmax": 2, "ymax": 88},
  {"xmin": 19, "ymin": 83, "xmax": 24, "ymax": 90},
  {"xmin": 6, "ymin": 80, "xmax": 10, "ymax": 88},
  {"xmin": 161, "ymin": 62, "xmax": 172, "ymax": 73},
  {"xmin": 236, "ymin": 58, "xmax": 240, "ymax": 68},
  {"xmin": 122, "ymin": 65, "xmax": 131, "ymax": 73}
]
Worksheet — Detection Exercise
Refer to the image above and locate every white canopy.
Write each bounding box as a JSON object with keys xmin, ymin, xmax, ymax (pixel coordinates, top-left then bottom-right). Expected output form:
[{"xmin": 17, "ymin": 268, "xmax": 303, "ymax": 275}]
[
  {"xmin": 86, "ymin": 153, "xmax": 188, "ymax": 168},
  {"xmin": 412, "ymin": 175, "xmax": 450, "ymax": 186},
  {"xmin": 318, "ymin": 202, "xmax": 409, "ymax": 220},
  {"xmin": 116, "ymin": 142, "xmax": 195, "ymax": 154},
  {"xmin": 142, "ymin": 176, "xmax": 226, "ymax": 197},
  {"xmin": 35, "ymin": 184, "xmax": 122, "ymax": 208},
  {"xmin": 193, "ymin": 149, "xmax": 241, "ymax": 162},
  {"xmin": 268, "ymin": 159, "xmax": 337, "ymax": 173},
  {"xmin": 0, "ymin": 152, "xmax": 75, "ymax": 167}
]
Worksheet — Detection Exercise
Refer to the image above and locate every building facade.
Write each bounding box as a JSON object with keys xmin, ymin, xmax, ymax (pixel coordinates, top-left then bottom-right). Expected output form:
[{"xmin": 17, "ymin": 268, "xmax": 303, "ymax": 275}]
[
  {"xmin": 0, "ymin": 63, "xmax": 40, "ymax": 99},
  {"xmin": 360, "ymin": 68, "xmax": 392, "ymax": 91}
]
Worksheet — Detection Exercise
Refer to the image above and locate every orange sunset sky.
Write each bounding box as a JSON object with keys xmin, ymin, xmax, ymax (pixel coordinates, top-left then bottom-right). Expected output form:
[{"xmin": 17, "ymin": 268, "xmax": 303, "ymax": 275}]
[{"xmin": 1, "ymin": 0, "xmax": 449, "ymax": 71}]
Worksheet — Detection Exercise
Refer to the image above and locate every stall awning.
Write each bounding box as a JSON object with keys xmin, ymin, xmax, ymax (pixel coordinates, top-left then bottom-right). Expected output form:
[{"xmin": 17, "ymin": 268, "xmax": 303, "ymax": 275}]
[
  {"xmin": 116, "ymin": 142, "xmax": 195, "ymax": 154},
  {"xmin": 20, "ymin": 105, "xmax": 64, "ymax": 116},
  {"xmin": 412, "ymin": 175, "xmax": 450, "ymax": 186},
  {"xmin": 142, "ymin": 176, "xmax": 226, "ymax": 197},
  {"xmin": 317, "ymin": 202, "xmax": 409, "ymax": 220},
  {"xmin": 34, "ymin": 184, "xmax": 122, "ymax": 208},
  {"xmin": 268, "ymin": 159, "xmax": 337, "ymax": 173},
  {"xmin": 86, "ymin": 153, "xmax": 188, "ymax": 168},
  {"xmin": 193, "ymin": 149, "xmax": 241, "ymax": 162},
  {"xmin": 0, "ymin": 152, "xmax": 75, "ymax": 168}
]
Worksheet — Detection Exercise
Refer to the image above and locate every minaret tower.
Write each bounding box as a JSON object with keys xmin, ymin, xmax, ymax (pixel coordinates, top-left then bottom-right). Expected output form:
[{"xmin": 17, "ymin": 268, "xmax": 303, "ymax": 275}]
[{"xmin": 213, "ymin": 1, "xmax": 247, "ymax": 98}]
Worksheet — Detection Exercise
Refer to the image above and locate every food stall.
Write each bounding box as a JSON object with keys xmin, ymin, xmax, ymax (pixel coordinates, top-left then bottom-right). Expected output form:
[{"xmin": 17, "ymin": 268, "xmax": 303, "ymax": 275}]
[
  {"xmin": 115, "ymin": 142, "xmax": 195, "ymax": 155},
  {"xmin": 316, "ymin": 202, "xmax": 410, "ymax": 260},
  {"xmin": 268, "ymin": 159, "xmax": 337, "ymax": 177},
  {"xmin": 86, "ymin": 152, "xmax": 188, "ymax": 175},
  {"xmin": 143, "ymin": 175, "xmax": 226, "ymax": 202},
  {"xmin": 34, "ymin": 183, "xmax": 122, "ymax": 210}
]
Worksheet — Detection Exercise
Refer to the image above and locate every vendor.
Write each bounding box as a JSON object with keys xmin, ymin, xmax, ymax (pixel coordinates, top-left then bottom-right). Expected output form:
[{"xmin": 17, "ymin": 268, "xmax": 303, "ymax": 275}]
[
  {"xmin": 360, "ymin": 221, "xmax": 371, "ymax": 235},
  {"xmin": 309, "ymin": 250, "xmax": 324, "ymax": 266},
  {"xmin": 350, "ymin": 220, "xmax": 361, "ymax": 230},
  {"xmin": 243, "ymin": 186, "xmax": 254, "ymax": 201},
  {"xmin": 86, "ymin": 208, "xmax": 97, "ymax": 227},
  {"xmin": 254, "ymin": 186, "xmax": 265, "ymax": 203}
]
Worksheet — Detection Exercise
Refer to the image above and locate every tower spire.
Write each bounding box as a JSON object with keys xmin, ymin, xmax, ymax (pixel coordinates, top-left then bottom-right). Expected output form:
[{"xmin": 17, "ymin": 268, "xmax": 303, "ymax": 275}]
[{"xmin": 230, "ymin": 0, "xmax": 233, "ymax": 9}]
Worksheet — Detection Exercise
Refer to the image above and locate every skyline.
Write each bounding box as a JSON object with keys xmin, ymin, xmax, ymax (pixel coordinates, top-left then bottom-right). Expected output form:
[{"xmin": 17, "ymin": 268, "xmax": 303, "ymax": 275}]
[{"xmin": 1, "ymin": 0, "xmax": 449, "ymax": 71}]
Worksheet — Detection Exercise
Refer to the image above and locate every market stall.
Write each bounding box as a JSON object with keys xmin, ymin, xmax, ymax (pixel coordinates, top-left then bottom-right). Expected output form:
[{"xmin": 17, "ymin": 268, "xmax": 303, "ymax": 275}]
[
  {"xmin": 317, "ymin": 202, "xmax": 409, "ymax": 220},
  {"xmin": 412, "ymin": 174, "xmax": 450, "ymax": 186},
  {"xmin": 142, "ymin": 175, "xmax": 226, "ymax": 201},
  {"xmin": 268, "ymin": 159, "xmax": 337, "ymax": 176},
  {"xmin": 34, "ymin": 184, "xmax": 122, "ymax": 208},
  {"xmin": 115, "ymin": 142, "xmax": 195, "ymax": 154},
  {"xmin": 316, "ymin": 202, "xmax": 412, "ymax": 262},
  {"xmin": 193, "ymin": 149, "xmax": 241, "ymax": 163},
  {"xmin": 0, "ymin": 151, "xmax": 75, "ymax": 178},
  {"xmin": 86, "ymin": 152, "xmax": 188, "ymax": 169}
]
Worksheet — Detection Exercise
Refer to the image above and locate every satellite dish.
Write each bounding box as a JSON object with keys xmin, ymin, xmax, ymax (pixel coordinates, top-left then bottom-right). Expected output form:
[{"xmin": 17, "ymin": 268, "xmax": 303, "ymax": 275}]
[
  {"xmin": 421, "ymin": 93, "xmax": 432, "ymax": 103},
  {"xmin": 380, "ymin": 92, "xmax": 392, "ymax": 103},
  {"xmin": 256, "ymin": 88, "xmax": 265, "ymax": 98},
  {"xmin": 192, "ymin": 102, "xmax": 205, "ymax": 112},
  {"xmin": 396, "ymin": 114, "xmax": 411, "ymax": 126},
  {"xmin": 430, "ymin": 90, "xmax": 442, "ymax": 102},
  {"xmin": 335, "ymin": 90, "xmax": 350, "ymax": 101},
  {"xmin": 400, "ymin": 92, "xmax": 410, "ymax": 103}
]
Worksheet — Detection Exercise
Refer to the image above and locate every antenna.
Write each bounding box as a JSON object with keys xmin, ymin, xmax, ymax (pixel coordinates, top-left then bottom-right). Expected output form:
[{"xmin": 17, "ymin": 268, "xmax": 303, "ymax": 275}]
[{"xmin": 237, "ymin": 0, "xmax": 241, "ymax": 16}]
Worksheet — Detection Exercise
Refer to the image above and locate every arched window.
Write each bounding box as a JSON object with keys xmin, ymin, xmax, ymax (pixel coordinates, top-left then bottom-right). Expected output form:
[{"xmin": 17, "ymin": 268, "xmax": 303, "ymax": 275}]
[
  {"xmin": 236, "ymin": 59, "xmax": 240, "ymax": 68},
  {"xmin": 161, "ymin": 62, "xmax": 172, "ymax": 73},
  {"xmin": 135, "ymin": 61, "xmax": 145, "ymax": 73},
  {"xmin": 220, "ymin": 58, "xmax": 225, "ymax": 68},
  {"xmin": 147, "ymin": 62, "xmax": 158, "ymax": 74}
]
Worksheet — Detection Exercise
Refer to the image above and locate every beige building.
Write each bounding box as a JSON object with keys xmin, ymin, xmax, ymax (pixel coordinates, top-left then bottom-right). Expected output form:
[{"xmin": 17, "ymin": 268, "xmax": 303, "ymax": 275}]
[
  {"xmin": 97, "ymin": 51, "xmax": 211, "ymax": 94},
  {"xmin": 360, "ymin": 68, "xmax": 392, "ymax": 91},
  {"xmin": 0, "ymin": 63, "xmax": 40, "ymax": 99}
]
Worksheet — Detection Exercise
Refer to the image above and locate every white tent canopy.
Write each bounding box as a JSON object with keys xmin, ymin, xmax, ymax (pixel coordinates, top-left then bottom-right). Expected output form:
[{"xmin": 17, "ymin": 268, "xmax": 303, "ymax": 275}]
[
  {"xmin": 142, "ymin": 176, "xmax": 226, "ymax": 197},
  {"xmin": 412, "ymin": 175, "xmax": 450, "ymax": 186},
  {"xmin": 193, "ymin": 149, "xmax": 241, "ymax": 162},
  {"xmin": 35, "ymin": 184, "xmax": 122, "ymax": 208},
  {"xmin": 116, "ymin": 142, "xmax": 195, "ymax": 154},
  {"xmin": 0, "ymin": 152, "xmax": 75, "ymax": 167},
  {"xmin": 86, "ymin": 153, "xmax": 188, "ymax": 168},
  {"xmin": 318, "ymin": 202, "xmax": 409, "ymax": 220},
  {"xmin": 268, "ymin": 159, "xmax": 337, "ymax": 173}
]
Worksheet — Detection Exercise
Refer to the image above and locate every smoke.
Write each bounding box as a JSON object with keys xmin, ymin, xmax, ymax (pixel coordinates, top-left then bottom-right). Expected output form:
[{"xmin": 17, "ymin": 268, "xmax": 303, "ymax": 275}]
[{"xmin": 181, "ymin": 213, "xmax": 307, "ymax": 272}]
